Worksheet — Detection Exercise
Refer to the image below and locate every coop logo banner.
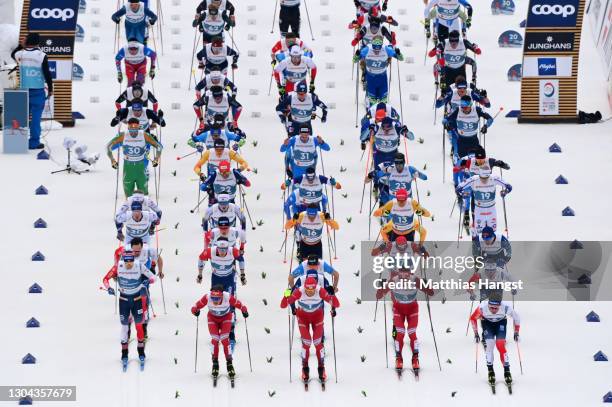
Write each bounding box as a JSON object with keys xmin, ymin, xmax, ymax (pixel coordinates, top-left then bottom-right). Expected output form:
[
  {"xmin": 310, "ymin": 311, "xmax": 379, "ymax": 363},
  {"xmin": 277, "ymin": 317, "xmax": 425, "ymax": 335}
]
[
  {"xmin": 527, "ymin": 0, "xmax": 579, "ymax": 27},
  {"xmin": 522, "ymin": 56, "xmax": 572, "ymax": 76},
  {"xmin": 28, "ymin": 0, "xmax": 80, "ymax": 31}
]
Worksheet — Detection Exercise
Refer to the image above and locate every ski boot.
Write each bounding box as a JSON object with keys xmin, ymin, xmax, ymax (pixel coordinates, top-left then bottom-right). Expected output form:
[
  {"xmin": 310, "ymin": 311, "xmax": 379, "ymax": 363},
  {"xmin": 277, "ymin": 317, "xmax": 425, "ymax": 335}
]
[
  {"xmin": 412, "ymin": 353, "xmax": 420, "ymax": 370},
  {"xmin": 504, "ymin": 366, "xmax": 512, "ymax": 385},
  {"xmin": 463, "ymin": 211, "xmax": 470, "ymax": 230},
  {"xmin": 137, "ymin": 342, "xmax": 146, "ymax": 370},
  {"xmin": 318, "ymin": 365, "xmax": 327, "ymax": 390},
  {"xmin": 392, "ymin": 325, "xmax": 397, "ymax": 339},
  {"xmin": 487, "ymin": 365, "xmax": 496, "ymax": 386},
  {"xmin": 395, "ymin": 356, "xmax": 403, "ymax": 377},
  {"xmin": 212, "ymin": 357, "xmax": 220, "ymax": 386},
  {"xmin": 227, "ymin": 359, "xmax": 236, "ymax": 379},
  {"xmin": 121, "ymin": 346, "xmax": 129, "ymax": 372},
  {"xmin": 143, "ymin": 322, "xmax": 148, "ymax": 342},
  {"xmin": 302, "ymin": 365, "xmax": 310, "ymax": 390},
  {"xmin": 302, "ymin": 365, "xmax": 310, "ymax": 382},
  {"xmin": 395, "ymin": 356, "xmax": 403, "ymax": 370}
]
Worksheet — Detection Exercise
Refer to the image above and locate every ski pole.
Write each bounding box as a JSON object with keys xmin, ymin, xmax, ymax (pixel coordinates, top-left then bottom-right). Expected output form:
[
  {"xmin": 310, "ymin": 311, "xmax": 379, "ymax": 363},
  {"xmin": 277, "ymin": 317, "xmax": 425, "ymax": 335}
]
[
  {"xmin": 303, "ymin": 0, "xmax": 315, "ymax": 41},
  {"xmin": 331, "ymin": 312, "xmax": 338, "ymax": 383},
  {"xmin": 465, "ymin": 300, "xmax": 474, "ymax": 335},
  {"xmin": 516, "ymin": 340, "xmax": 524, "ymax": 374},
  {"xmin": 188, "ymin": 27, "xmax": 198, "ymax": 90},
  {"xmin": 397, "ymin": 60, "xmax": 404, "ymax": 121},
  {"xmin": 422, "ymin": 270, "xmax": 442, "ymax": 371},
  {"xmin": 113, "ymin": 147, "xmax": 121, "ymax": 219},
  {"xmin": 244, "ymin": 315, "xmax": 253, "ymax": 372},
  {"xmin": 270, "ymin": 0, "xmax": 279, "ymax": 34},
  {"xmin": 500, "ymin": 168, "xmax": 510, "ymax": 238},
  {"xmin": 190, "ymin": 193, "xmax": 208, "ymax": 213},
  {"xmin": 475, "ymin": 340, "xmax": 479, "ymax": 373},
  {"xmin": 288, "ymin": 307, "xmax": 292, "ymax": 382},
  {"xmin": 442, "ymin": 121, "xmax": 446, "ymax": 183},
  {"xmin": 368, "ymin": 181, "xmax": 372, "ymax": 240},
  {"xmin": 239, "ymin": 185, "xmax": 257, "ymax": 230},
  {"xmin": 268, "ymin": 66, "xmax": 275, "ymax": 96},
  {"xmin": 194, "ymin": 315, "xmax": 199, "ymax": 373},
  {"xmin": 114, "ymin": 280, "xmax": 119, "ymax": 314},
  {"xmin": 228, "ymin": 27, "xmax": 241, "ymax": 54},
  {"xmin": 155, "ymin": 227, "xmax": 167, "ymax": 314},
  {"xmin": 355, "ymin": 62, "xmax": 360, "ymax": 128},
  {"xmin": 383, "ymin": 293, "xmax": 389, "ymax": 368},
  {"xmin": 331, "ymin": 185, "xmax": 337, "ymax": 259},
  {"xmin": 176, "ymin": 150, "xmax": 198, "ymax": 160},
  {"xmin": 359, "ymin": 139, "xmax": 372, "ymax": 214}
]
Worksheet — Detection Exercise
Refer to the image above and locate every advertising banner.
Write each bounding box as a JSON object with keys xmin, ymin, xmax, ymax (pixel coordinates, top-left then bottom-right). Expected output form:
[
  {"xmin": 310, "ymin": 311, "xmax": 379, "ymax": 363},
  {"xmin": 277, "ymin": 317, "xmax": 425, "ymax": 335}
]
[
  {"xmin": 524, "ymin": 31, "xmax": 576, "ymax": 52},
  {"xmin": 27, "ymin": 0, "xmax": 80, "ymax": 31},
  {"xmin": 539, "ymin": 79, "xmax": 560, "ymax": 114},
  {"xmin": 527, "ymin": 0, "xmax": 580, "ymax": 27},
  {"xmin": 522, "ymin": 56, "xmax": 573, "ymax": 77}
]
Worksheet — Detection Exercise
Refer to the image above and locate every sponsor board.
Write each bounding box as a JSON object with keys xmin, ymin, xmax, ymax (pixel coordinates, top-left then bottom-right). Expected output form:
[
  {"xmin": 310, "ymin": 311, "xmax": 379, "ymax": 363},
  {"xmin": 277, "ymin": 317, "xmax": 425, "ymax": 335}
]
[
  {"xmin": 539, "ymin": 79, "xmax": 559, "ymax": 114},
  {"xmin": 527, "ymin": 0, "xmax": 580, "ymax": 28},
  {"xmin": 491, "ymin": 0, "xmax": 516, "ymax": 14},
  {"xmin": 522, "ymin": 56, "xmax": 573, "ymax": 76},
  {"xmin": 38, "ymin": 35, "xmax": 75, "ymax": 57},
  {"xmin": 524, "ymin": 31, "xmax": 575, "ymax": 52},
  {"xmin": 76, "ymin": 24, "xmax": 85, "ymax": 42},
  {"xmin": 27, "ymin": 0, "xmax": 80, "ymax": 31},
  {"xmin": 508, "ymin": 63, "xmax": 523, "ymax": 81},
  {"xmin": 72, "ymin": 63, "xmax": 84, "ymax": 81},
  {"xmin": 48, "ymin": 60, "xmax": 74, "ymax": 80},
  {"xmin": 498, "ymin": 30, "xmax": 524, "ymax": 47}
]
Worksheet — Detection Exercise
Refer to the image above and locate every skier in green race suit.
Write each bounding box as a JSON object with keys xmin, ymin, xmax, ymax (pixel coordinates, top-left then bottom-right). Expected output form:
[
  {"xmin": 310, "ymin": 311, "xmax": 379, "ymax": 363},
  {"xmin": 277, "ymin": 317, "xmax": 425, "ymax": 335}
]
[{"xmin": 107, "ymin": 118, "xmax": 163, "ymax": 197}]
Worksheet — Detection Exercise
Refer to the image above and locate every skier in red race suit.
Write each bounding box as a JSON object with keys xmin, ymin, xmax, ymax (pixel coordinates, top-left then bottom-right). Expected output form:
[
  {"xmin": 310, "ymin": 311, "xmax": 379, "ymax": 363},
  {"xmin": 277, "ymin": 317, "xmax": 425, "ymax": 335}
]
[
  {"xmin": 280, "ymin": 276, "xmax": 339, "ymax": 384},
  {"xmin": 191, "ymin": 285, "xmax": 249, "ymax": 381},
  {"xmin": 375, "ymin": 242, "xmax": 434, "ymax": 375}
]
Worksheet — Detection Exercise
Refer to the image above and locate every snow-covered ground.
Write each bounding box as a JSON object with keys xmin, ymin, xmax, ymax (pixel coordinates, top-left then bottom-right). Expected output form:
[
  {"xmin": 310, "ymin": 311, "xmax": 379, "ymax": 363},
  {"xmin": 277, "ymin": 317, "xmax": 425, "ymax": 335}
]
[{"xmin": 1, "ymin": 0, "xmax": 612, "ymax": 406}]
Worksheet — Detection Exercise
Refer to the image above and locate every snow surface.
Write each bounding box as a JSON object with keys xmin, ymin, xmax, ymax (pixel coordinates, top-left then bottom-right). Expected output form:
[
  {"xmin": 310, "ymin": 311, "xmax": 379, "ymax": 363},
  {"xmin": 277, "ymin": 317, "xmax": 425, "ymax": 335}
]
[{"xmin": 1, "ymin": 0, "xmax": 612, "ymax": 406}]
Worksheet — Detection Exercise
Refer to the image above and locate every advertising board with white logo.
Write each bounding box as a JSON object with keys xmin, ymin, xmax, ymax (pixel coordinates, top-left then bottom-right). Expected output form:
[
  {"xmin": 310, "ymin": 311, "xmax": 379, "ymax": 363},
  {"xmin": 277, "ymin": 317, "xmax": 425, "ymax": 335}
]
[
  {"xmin": 27, "ymin": 0, "xmax": 80, "ymax": 31},
  {"xmin": 527, "ymin": 0, "xmax": 580, "ymax": 27},
  {"xmin": 539, "ymin": 79, "xmax": 560, "ymax": 114},
  {"xmin": 522, "ymin": 56, "xmax": 573, "ymax": 77}
]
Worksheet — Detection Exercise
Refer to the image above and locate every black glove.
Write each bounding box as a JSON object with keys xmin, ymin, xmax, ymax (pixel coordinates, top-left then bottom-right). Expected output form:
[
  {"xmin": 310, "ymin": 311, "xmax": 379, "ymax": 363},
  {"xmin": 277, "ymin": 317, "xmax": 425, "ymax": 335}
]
[
  {"xmin": 149, "ymin": 224, "xmax": 156, "ymax": 235},
  {"xmin": 242, "ymin": 309, "xmax": 249, "ymax": 318},
  {"xmin": 382, "ymin": 0, "xmax": 388, "ymax": 11},
  {"xmin": 158, "ymin": 109, "xmax": 164, "ymax": 118},
  {"xmin": 498, "ymin": 161, "xmax": 510, "ymax": 170},
  {"xmin": 159, "ymin": 119, "xmax": 166, "ymax": 127},
  {"xmin": 474, "ymin": 332, "xmax": 481, "ymax": 343},
  {"xmin": 330, "ymin": 307, "xmax": 337, "ymax": 317},
  {"xmin": 481, "ymin": 124, "xmax": 488, "ymax": 134},
  {"xmin": 321, "ymin": 113, "xmax": 327, "ymax": 123},
  {"xmin": 231, "ymin": 63, "xmax": 238, "ymax": 70},
  {"xmin": 196, "ymin": 273, "xmax": 203, "ymax": 284},
  {"xmin": 292, "ymin": 213, "xmax": 299, "ymax": 220},
  {"xmin": 240, "ymin": 272, "xmax": 247, "ymax": 285},
  {"xmin": 112, "ymin": 16, "xmax": 120, "ymax": 24},
  {"xmin": 480, "ymin": 89, "xmax": 487, "ymax": 98},
  {"xmin": 324, "ymin": 212, "xmax": 331, "ymax": 220},
  {"xmin": 513, "ymin": 331, "xmax": 519, "ymax": 342},
  {"xmin": 110, "ymin": 117, "xmax": 120, "ymax": 127},
  {"xmin": 361, "ymin": 142, "xmax": 366, "ymax": 151},
  {"xmin": 326, "ymin": 286, "xmax": 335, "ymax": 295},
  {"xmin": 116, "ymin": 230, "xmax": 125, "ymax": 241}
]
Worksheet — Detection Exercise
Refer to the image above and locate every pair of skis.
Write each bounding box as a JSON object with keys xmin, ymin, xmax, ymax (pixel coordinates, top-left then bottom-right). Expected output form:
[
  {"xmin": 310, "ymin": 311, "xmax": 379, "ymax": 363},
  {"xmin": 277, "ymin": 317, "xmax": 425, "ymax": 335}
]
[
  {"xmin": 121, "ymin": 356, "xmax": 145, "ymax": 372},
  {"xmin": 212, "ymin": 373, "xmax": 235, "ymax": 388},
  {"xmin": 489, "ymin": 377, "xmax": 513, "ymax": 394},
  {"xmin": 303, "ymin": 378, "xmax": 326, "ymax": 391}
]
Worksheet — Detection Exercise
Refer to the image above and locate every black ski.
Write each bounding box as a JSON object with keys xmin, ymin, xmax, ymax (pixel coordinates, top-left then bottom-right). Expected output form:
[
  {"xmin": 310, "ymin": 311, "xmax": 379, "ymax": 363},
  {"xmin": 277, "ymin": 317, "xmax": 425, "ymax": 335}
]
[
  {"xmin": 303, "ymin": 379, "xmax": 309, "ymax": 391},
  {"xmin": 489, "ymin": 380, "xmax": 496, "ymax": 394},
  {"xmin": 212, "ymin": 375, "xmax": 218, "ymax": 387},
  {"xmin": 396, "ymin": 368, "xmax": 403, "ymax": 379},
  {"xmin": 413, "ymin": 368, "xmax": 420, "ymax": 380},
  {"xmin": 320, "ymin": 379, "xmax": 326, "ymax": 391}
]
